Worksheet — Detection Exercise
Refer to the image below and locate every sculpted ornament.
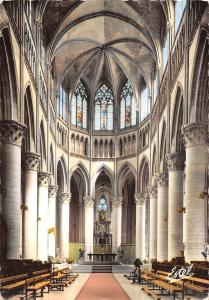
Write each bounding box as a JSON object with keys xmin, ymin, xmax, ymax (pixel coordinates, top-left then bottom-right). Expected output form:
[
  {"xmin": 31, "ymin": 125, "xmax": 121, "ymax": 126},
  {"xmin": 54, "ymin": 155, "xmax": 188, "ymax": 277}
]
[
  {"xmin": 0, "ymin": 120, "xmax": 26, "ymax": 147},
  {"xmin": 24, "ymin": 152, "xmax": 40, "ymax": 170},
  {"xmin": 48, "ymin": 185, "xmax": 58, "ymax": 198},
  {"xmin": 155, "ymin": 173, "xmax": 168, "ymax": 187},
  {"xmin": 38, "ymin": 172, "xmax": 51, "ymax": 186},
  {"xmin": 147, "ymin": 186, "xmax": 157, "ymax": 198},
  {"xmin": 111, "ymin": 196, "xmax": 123, "ymax": 208},
  {"xmin": 182, "ymin": 123, "xmax": 208, "ymax": 148},
  {"xmin": 166, "ymin": 153, "xmax": 184, "ymax": 171},
  {"xmin": 59, "ymin": 192, "xmax": 71, "ymax": 204},
  {"xmin": 83, "ymin": 196, "xmax": 95, "ymax": 208},
  {"xmin": 135, "ymin": 193, "xmax": 146, "ymax": 206}
]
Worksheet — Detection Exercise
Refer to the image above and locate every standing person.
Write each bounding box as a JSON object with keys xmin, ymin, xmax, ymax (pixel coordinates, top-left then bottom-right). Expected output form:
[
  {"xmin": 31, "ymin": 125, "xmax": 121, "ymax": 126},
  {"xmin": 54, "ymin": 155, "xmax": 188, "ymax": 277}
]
[{"xmin": 132, "ymin": 258, "xmax": 143, "ymax": 284}]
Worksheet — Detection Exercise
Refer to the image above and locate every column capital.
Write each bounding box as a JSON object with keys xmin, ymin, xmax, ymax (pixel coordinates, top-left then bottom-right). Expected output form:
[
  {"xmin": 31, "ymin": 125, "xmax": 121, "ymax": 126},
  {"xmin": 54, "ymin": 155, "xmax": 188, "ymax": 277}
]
[
  {"xmin": 182, "ymin": 122, "xmax": 208, "ymax": 148},
  {"xmin": 111, "ymin": 196, "xmax": 123, "ymax": 208},
  {"xmin": 135, "ymin": 193, "xmax": 146, "ymax": 206},
  {"xmin": 48, "ymin": 185, "xmax": 59, "ymax": 198},
  {"xmin": 0, "ymin": 120, "xmax": 26, "ymax": 147},
  {"xmin": 83, "ymin": 196, "xmax": 95, "ymax": 208},
  {"xmin": 166, "ymin": 152, "xmax": 185, "ymax": 171},
  {"xmin": 24, "ymin": 152, "xmax": 40, "ymax": 171},
  {"xmin": 38, "ymin": 171, "xmax": 51, "ymax": 186},
  {"xmin": 147, "ymin": 185, "xmax": 157, "ymax": 198},
  {"xmin": 59, "ymin": 192, "xmax": 71, "ymax": 204},
  {"xmin": 155, "ymin": 172, "xmax": 168, "ymax": 187}
]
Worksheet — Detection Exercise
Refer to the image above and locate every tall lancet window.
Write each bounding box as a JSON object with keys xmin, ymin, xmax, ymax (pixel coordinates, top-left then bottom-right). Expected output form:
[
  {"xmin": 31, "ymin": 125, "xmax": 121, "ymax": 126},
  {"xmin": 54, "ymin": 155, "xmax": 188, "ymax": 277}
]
[
  {"xmin": 57, "ymin": 85, "xmax": 67, "ymax": 121},
  {"xmin": 95, "ymin": 84, "xmax": 113, "ymax": 130},
  {"xmin": 71, "ymin": 80, "xmax": 88, "ymax": 129},
  {"xmin": 120, "ymin": 81, "xmax": 136, "ymax": 129}
]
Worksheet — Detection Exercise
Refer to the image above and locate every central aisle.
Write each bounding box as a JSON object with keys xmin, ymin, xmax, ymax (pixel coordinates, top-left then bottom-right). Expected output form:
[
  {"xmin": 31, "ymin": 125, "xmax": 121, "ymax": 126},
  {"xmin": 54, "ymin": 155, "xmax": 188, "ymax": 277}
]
[{"xmin": 75, "ymin": 273, "xmax": 130, "ymax": 300}]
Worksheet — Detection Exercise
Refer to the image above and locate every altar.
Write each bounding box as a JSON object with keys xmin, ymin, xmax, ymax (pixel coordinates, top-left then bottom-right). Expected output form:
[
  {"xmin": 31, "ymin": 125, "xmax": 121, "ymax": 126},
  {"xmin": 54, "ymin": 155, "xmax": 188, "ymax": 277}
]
[{"xmin": 88, "ymin": 253, "xmax": 117, "ymax": 263}]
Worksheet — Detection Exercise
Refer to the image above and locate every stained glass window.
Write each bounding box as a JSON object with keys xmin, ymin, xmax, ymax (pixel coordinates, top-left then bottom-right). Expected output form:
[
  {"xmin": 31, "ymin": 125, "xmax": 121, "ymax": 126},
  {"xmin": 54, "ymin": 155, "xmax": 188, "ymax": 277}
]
[
  {"xmin": 141, "ymin": 84, "xmax": 150, "ymax": 121},
  {"xmin": 95, "ymin": 84, "xmax": 113, "ymax": 130},
  {"xmin": 120, "ymin": 81, "xmax": 136, "ymax": 129},
  {"xmin": 57, "ymin": 86, "xmax": 67, "ymax": 121},
  {"xmin": 175, "ymin": 0, "xmax": 186, "ymax": 34},
  {"xmin": 163, "ymin": 32, "xmax": 169, "ymax": 71},
  {"xmin": 71, "ymin": 80, "xmax": 88, "ymax": 129},
  {"xmin": 98, "ymin": 197, "xmax": 108, "ymax": 211}
]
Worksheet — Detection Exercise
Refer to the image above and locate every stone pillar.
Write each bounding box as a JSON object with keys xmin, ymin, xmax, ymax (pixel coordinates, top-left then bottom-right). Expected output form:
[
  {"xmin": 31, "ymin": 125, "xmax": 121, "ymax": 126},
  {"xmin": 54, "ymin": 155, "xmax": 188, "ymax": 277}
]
[
  {"xmin": 111, "ymin": 196, "xmax": 123, "ymax": 254},
  {"xmin": 48, "ymin": 185, "xmax": 58, "ymax": 258},
  {"xmin": 135, "ymin": 193, "xmax": 146, "ymax": 260},
  {"xmin": 59, "ymin": 192, "xmax": 71, "ymax": 259},
  {"xmin": 23, "ymin": 152, "xmax": 40, "ymax": 259},
  {"xmin": 155, "ymin": 173, "xmax": 168, "ymax": 261},
  {"xmin": 147, "ymin": 185, "xmax": 157, "ymax": 260},
  {"xmin": 166, "ymin": 153, "xmax": 184, "ymax": 261},
  {"xmin": 84, "ymin": 196, "xmax": 95, "ymax": 260},
  {"xmin": 0, "ymin": 120, "xmax": 25, "ymax": 259},
  {"xmin": 38, "ymin": 172, "xmax": 51, "ymax": 261},
  {"xmin": 182, "ymin": 123, "xmax": 208, "ymax": 262}
]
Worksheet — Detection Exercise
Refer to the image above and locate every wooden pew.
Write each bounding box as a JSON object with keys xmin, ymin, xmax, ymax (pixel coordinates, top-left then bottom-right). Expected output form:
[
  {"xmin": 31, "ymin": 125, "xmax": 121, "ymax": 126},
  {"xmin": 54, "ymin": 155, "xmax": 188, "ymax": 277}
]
[
  {"xmin": 153, "ymin": 279, "xmax": 182, "ymax": 300},
  {"xmin": 141, "ymin": 285, "xmax": 161, "ymax": 300},
  {"xmin": 0, "ymin": 273, "xmax": 28, "ymax": 293},
  {"xmin": 32, "ymin": 269, "xmax": 51, "ymax": 279},
  {"xmin": 25, "ymin": 276, "xmax": 50, "ymax": 299}
]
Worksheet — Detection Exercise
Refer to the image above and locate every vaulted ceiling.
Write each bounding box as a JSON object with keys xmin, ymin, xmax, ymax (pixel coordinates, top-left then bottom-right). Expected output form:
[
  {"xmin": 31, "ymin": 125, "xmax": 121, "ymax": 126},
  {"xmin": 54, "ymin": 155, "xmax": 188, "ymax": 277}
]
[{"xmin": 40, "ymin": 0, "xmax": 167, "ymax": 100}]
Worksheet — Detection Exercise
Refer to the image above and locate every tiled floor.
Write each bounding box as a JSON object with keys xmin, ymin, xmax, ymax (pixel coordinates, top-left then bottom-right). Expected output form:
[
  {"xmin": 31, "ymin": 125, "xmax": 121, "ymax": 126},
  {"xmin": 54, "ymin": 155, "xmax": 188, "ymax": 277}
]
[{"xmin": 4, "ymin": 273, "xmax": 209, "ymax": 300}]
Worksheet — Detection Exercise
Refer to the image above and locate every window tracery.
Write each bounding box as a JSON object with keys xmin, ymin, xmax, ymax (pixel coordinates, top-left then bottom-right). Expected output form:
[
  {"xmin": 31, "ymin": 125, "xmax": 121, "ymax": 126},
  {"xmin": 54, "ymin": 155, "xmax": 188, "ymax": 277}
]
[
  {"xmin": 71, "ymin": 80, "xmax": 88, "ymax": 129},
  {"xmin": 120, "ymin": 81, "xmax": 136, "ymax": 129},
  {"xmin": 95, "ymin": 84, "xmax": 113, "ymax": 131}
]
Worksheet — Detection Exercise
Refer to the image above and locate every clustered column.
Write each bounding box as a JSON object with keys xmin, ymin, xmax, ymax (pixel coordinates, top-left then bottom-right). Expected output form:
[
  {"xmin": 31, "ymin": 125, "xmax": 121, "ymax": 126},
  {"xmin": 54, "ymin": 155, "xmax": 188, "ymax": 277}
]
[
  {"xmin": 59, "ymin": 192, "xmax": 71, "ymax": 259},
  {"xmin": 147, "ymin": 185, "xmax": 157, "ymax": 260},
  {"xmin": 23, "ymin": 152, "xmax": 40, "ymax": 259},
  {"xmin": 111, "ymin": 196, "xmax": 123, "ymax": 254},
  {"xmin": 38, "ymin": 171, "xmax": 51, "ymax": 261},
  {"xmin": 182, "ymin": 123, "xmax": 208, "ymax": 262},
  {"xmin": 166, "ymin": 153, "xmax": 184, "ymax": 260},
  {"xmin": 155, "ymin": 173, "xmax": 168, "ymax": 262},
  {"xmin": 48, "ymin": 185, "xmax": 58, "ymax": 258},
  {"xmin": 84, "ymin": 196, "xmax": 95, "ymax": 260},
  {"xmin": 135, "ymin": 193, "xmax": 146, "ymax": 260},
  {"xmin": 0, "ymin": 120, "xmax": 25, "ymax": 259}
]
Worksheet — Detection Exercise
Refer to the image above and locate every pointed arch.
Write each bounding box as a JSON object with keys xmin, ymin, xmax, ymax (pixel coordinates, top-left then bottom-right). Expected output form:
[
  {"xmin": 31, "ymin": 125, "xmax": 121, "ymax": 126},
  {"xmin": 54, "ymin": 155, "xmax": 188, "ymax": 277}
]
[
  {"xmin": 160, "ymin": 121, "xmax": 167, "ymax": 172},
  {"xmin": 40, "ymin": 120, "xmax": 46, "ymax": 170},
  {"xmin": 91, "ymin": 164, "xmax": 114, "ymax": 196},
  {"xmin": 49, "ymin": 144, "xmax": 55, "ymax": 176},
  {"xmin": 117, "ymin": 162, "xmax": 136, "ymax": 196},
  {"xmin": 69, "ymin": 162, "xmax": 89, "ymax": 196},
  {"xmin": 139, "ymin": 157, "xmax": 149, "ymax": 193},
  {"xmin": 120, "ymin": 80, "xmax": 136, "ymax": 129},
  {"xmin": 190, "ymin": 28, "xmax": 208, "ymax": 123},
  {"xmin": 0, "ymin": 26, "xmax": 18, "ymax": 120},
  {"xmin": 24, "ymin": 85, "xmax": 35, "ymax": 151},
  {"xmin": 57, "ymin": 156, "xmax": 67, "ymax": 192}
]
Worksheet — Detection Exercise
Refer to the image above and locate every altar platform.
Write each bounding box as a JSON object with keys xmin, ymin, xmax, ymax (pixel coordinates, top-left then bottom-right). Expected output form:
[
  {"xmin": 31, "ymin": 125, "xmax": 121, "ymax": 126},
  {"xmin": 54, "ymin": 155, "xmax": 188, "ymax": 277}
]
[{"xmin": 88, "ymin": 253, "xmax": 117, "ymax": 263}]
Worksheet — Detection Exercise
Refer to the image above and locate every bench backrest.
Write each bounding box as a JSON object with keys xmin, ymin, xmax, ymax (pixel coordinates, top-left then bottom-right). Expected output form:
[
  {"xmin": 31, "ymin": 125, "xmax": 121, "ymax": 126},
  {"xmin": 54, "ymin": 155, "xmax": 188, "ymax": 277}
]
[
  {"xmin": 0, "ymin": 273, "xmax": 28, "ymax": 285},
  {"xmin": 25, "ymin": 276, "xmax": 44, "ymax": 287},
  {"xmin": 32, "ymin": 269, "xmax": 48, "ymax": 277}
]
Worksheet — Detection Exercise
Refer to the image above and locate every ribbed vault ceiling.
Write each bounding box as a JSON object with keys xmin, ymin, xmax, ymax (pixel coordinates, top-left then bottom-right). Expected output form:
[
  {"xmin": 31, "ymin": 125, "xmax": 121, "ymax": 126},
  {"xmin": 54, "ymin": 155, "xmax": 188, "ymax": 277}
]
[{"xmin": 41, "ymin": 0, "xmax": 167, "ymax": 98}]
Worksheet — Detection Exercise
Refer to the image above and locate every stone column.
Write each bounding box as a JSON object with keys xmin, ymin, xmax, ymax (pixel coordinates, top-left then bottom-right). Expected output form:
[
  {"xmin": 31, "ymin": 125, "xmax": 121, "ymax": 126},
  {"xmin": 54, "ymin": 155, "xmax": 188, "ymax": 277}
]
[
  {"xmin": 23, "ymin": 152, "xmax": 40, "ymax": 259},
  {"xmin": 111, "ymin": 196, "xmax": 123, "ymax": 254},
  {"xmin": 135, "ymin": 193, "xmax": 146, "ymax": 260},
  {"xmin": 147, "ymin": 185, "xmax": 157, "ymax": 260},
  {"xmin": 166, "ymin": 153, "xmax": 184, "ymax": 261},
  {"xmin": 182, "ymin": 123, "xmax": 208, "ymax": 262},
  {"xmin": 84, "ymin": 196, "xmax": 95, "ymax": 260},
  {"xmin": 38, "ymin": 171, "xmax": 51, "ymax": 261},
  {"xmin": 48, "ymin": 185, "xmax": 58, "ymax": 258},
  {"xmin": 0, "ymin": 120, "xmax": 25, "ymax": 259},
  {"xmin": 59, "ymin": 192, "xmax": 71, "ymax": 259},
  {"xmin": 155, "ymin": 173, "xmax": 168, "ymax": 262}
]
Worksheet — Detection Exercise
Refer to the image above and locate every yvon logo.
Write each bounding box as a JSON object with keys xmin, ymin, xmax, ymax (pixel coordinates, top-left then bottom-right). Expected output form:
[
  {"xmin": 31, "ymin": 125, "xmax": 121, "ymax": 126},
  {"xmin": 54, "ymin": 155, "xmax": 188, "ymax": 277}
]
[{"xmin": 167, "ymin": 265, "xmax": 194, "ymax": 283}]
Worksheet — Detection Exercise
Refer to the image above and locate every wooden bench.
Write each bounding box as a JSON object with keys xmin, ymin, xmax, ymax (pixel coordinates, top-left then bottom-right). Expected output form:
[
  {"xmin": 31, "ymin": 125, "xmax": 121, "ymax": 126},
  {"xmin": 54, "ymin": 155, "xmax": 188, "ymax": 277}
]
[
  {"xmin": 141, "ymin": 273, "xmax": 155, "ymax": 285},
  {"xmin": 25, "ymin": 276, "xmax": 50, "ymax": 299},
  {"xmin": 141, "ymin": 285, "xmax": 161, "ymax": 300},
  {"xmin": 49, "ymin": 282, "xmax": 65, "ymax": 291},
  {"xmin": 32, "ymin": 269, "xmax": 50, "ymax": 279},
  {"xmin": 0, "ymin": 273, "xmax": 28, "ymax": 293},
  {"xmin": 156, "ymin": 270, "xmax": 169, "ymax": 276},
  {"xmin": 175, "ymin": 279, "xmax": 209, "ymax": 294},
  {"xmin": 153, "ymin": 280, "xmax": 182, "ymax": 300}
]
